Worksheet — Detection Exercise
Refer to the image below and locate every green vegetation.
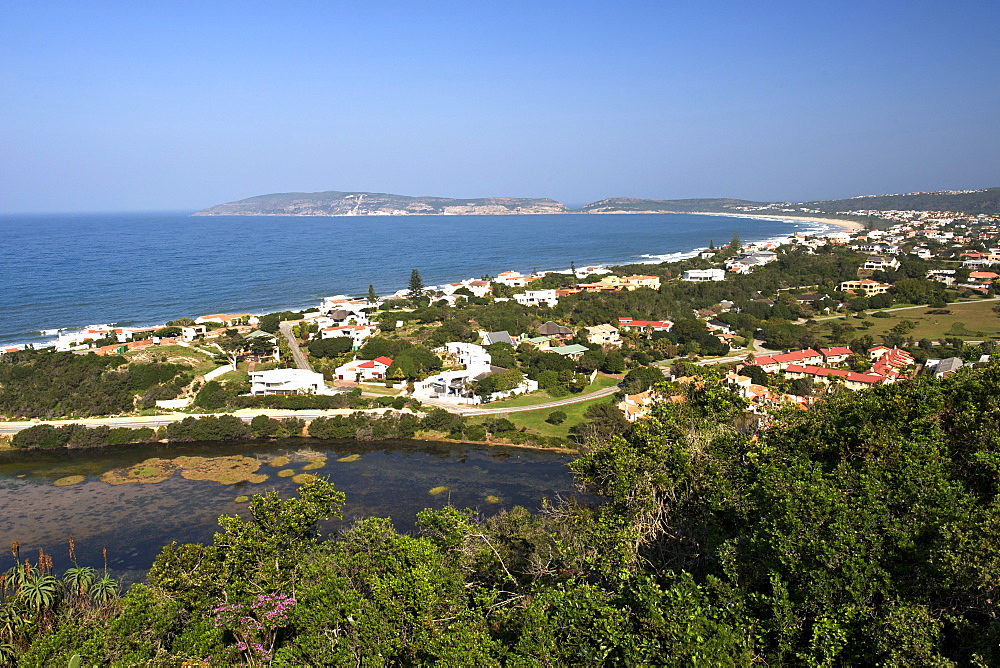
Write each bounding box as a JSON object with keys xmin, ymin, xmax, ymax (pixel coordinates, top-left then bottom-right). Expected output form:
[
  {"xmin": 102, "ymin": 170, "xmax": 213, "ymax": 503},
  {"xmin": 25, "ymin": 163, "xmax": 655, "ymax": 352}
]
[
  {"xmin": 15, "ymin": 364, "xmax": 1000, "ymax": 664},
  {"xmin": 12, "ymin": 424, "xmax": 155, "ymax": 449},
  {"xmin": 0, "ymin": 350, "xmax": 191, "ymax": 419}
]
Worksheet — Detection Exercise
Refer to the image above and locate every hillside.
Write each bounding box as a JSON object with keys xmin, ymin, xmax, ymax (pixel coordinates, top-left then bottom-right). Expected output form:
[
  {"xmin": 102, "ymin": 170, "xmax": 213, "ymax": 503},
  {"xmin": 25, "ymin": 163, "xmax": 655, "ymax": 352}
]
[
  {"xmin": 579, "ymin": 196, "xmax": 769, "ymax": 214},
  {"xmin": 799, "ymin": 187, "xmax": 1000, "ymax": 215},
  {"xmin": 193, "ymin": 191, "xmax": 569, "ymax": 216},
  {"xmin": 195, "ymin": 187, "xmax": 1000, "ymax": 217}
]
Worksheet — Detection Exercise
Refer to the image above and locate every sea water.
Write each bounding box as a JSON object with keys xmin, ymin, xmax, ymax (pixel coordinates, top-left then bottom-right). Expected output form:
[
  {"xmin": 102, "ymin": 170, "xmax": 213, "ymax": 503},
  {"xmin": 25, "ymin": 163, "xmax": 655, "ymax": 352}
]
[{"xmin": 0, "ymin": 211, "xmax": 826, "ymax": 347}]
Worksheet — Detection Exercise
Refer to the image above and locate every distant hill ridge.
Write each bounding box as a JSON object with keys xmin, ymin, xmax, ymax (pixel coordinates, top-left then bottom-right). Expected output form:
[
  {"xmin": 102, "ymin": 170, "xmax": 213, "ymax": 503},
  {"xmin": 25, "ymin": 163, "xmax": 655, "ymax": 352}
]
[{"xmin": 194, "ymin": 187, "xmax": 1000, "ymax": 217}]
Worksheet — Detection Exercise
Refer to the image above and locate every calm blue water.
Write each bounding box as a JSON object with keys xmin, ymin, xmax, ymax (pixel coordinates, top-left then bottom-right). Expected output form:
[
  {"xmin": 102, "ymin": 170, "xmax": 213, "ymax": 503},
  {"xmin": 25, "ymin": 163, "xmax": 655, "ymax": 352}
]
[{"xmin": 0, "ymin": 211, "xmax": 825, "ymax": 346}]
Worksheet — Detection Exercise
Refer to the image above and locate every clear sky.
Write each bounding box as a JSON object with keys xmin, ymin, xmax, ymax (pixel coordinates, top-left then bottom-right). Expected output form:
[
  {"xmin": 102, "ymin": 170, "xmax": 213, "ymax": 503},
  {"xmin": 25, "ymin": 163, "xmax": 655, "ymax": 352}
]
[{"xmin": 2, "ymin": 0, "xmax": 998, "ymax": 213}]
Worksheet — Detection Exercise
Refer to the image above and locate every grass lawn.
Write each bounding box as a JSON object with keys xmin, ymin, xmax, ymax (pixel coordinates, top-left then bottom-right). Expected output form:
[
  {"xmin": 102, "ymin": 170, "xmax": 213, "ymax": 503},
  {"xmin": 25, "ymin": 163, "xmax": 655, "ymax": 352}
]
[
  {"xmin": 357, "ymin": 383, "xmax": 403, "ymax": 396},
  {"xmin": 816, "ymin": 299, "xmax": 1000, "ymax": 343},
  {"xmin": 473, "ymin": 393, "xmax": 621, "ymax": 439},
  {"xmin": 484, "ymin": 374, "xmax": 620, "ymax": 408}
]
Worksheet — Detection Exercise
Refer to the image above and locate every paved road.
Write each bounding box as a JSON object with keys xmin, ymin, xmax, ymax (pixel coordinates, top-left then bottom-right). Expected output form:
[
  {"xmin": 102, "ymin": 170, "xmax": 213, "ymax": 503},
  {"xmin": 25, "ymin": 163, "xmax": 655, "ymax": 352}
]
[
  {"xmin": 279, "ymin": 321, "xmax": 313, "ymax": 371},
  {"xmin": 0, "ymin": 409, "xmax": 401, "ymax": 435},
  {"xmin": 406, "ymin": 384, "xmax": 623, "ymax": 417}
]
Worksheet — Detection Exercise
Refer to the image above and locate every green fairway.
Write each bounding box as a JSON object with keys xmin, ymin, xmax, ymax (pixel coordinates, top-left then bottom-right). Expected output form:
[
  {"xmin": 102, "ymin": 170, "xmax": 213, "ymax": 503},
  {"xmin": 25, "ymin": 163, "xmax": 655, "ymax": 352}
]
[{"xmin": 818, "ymin": 298, "xmax": 1000, "ymax": 343}]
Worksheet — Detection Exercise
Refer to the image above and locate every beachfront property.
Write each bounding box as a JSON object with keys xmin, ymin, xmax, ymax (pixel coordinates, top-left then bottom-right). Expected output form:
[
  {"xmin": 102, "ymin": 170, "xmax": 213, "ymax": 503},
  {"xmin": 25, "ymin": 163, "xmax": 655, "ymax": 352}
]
[
  {"xmin": 250, "ymin": 368, "xmax": 327, "ymax": 396},
  {"xmin": 195, "ymin": 313, "xmax": 258, "ymax": 326},
  {"xmin": 681, "ymin": 268, "xmax": 726, "ymax": 282},
  {"xmin": 494, "ymin": 271, "xmax": 544, "ymax": 287},
  {"xmin": 180, "ymin": 325, "xmax": 207, "ymax": 342}
]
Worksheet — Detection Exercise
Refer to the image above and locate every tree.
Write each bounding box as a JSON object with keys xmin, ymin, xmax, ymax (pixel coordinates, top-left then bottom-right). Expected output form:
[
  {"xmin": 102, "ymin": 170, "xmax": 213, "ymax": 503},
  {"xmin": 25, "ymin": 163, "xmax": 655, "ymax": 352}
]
[
  {"xmin": 216, "ymin": 329, "xmax": 248, "ymax": 367},
  {"xmin": 730, "ymin": 232, "xmax": 741, "ymax": 251},
  {"xmin": 546, "ymin": 410, "xmax": 567, "ymax": 425},
  {"xmin": 368, "ymin": 284, "xmax": 379, "ymax": 303},
  {"xmin": 408, "ymin": 269, "xmax": 424, "ymax": 297}
]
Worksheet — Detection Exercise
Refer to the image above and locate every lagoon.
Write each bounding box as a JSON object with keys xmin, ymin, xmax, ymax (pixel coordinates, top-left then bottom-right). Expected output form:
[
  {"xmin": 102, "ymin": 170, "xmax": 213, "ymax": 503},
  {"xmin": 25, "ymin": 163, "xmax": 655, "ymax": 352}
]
[{"xmin": 0, "ymin": 439, "xmax": 578, "ymax": 583}]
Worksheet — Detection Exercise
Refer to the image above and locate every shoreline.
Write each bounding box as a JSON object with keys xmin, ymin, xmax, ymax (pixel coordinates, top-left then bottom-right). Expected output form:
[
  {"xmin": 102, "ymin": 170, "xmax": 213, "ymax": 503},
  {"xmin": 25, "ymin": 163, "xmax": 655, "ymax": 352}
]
[
  {"xmin": 1, "ymin": 212, "xmax": 851, "ymax": 349},
  {"xmin": 686, "ymin": 211, "xmax": 864, "ymax": 232}
]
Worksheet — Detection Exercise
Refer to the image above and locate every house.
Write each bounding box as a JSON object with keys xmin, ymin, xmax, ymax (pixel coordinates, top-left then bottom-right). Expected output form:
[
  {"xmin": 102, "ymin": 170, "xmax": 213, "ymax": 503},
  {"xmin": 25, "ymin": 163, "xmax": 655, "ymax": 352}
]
[
  {"xmin": 617, "ymin": 317, "xmax": 673, "ymax": 332},
  {"xmin": 862, "ymin": 255, "xmax": 900, "ymax": 271},
  {"xmin": 819, "ymin": 347, "xmax": 853, "ymax": 365},
  {"xmin": 682, "ymin": 268, "xmax": 726, "ymax": 282},
  {"xmin": 324, "ymin": 309, "xmax": 369, "ymax": 327},
  {"xmin": 584, "ymin": 324, "xmax": 622, "ymax": 347},
  {"xmin": 320, "ymin": 324, "xmax": 375, "ymax": 349},
  {"xmin": 196, "ymin": 313, "xmax": 258, "ymax": 326},
  {"xmin": 617, "ymin": 390, "xmax": 659, "ymax": 422},
  {"xmin": 481, "ymin": 331, "xmax": 517, "ymax": 347},
  {"xmin": 782, "ymin": 364, "xmax": 889, "ymax": 390},
  {"xmin": 577, "ymin": 274, "xmax": 661, "ymax": 291},
  {"xmin": 415, "ymin": 365, "xmax": 538, "ymax": 404},
  {"xmin": 250, "ymin": 369, "xmax": 326, "ymax": 396},
  {"xmin": 495, "ymin": 271, "xmax": 543, "ymax": 287},
  {"xmin": 521, "ymin": 336, "xmax": 554, "ymax": 349},
  {"xmin": 334, "ymin": 356, "xmax": 393, "ymax": 381},
  {"xmin": 465, "ymin": 280, "xmax": 494, "ymax": 298},
  {"xmin": 838, "ymin": 279, "xmax": 891, "ymax": 296},
  {"xmin": 750, "ymin": 349, "xmax": 823, "ymax": 372},
  {"xmin": 514, "ymin": 289, "xmax": 559, "ymax": 307},
  {"xmin": 444, "ymin": 342, "xmax": 492, "ymax": 368},
  {"xmin": 547, "ymin": 344, "xmax": 590, "ymax": 361},
  {"xmin": 870, "ymin": 347, "xmax": 914, "ymax": 378},
  {"xmin": 537, "ymin": 321, "xmax": 574, "ymax": 340},
  {"xmin": 181, "ymin": 325, "xmax": 207, "ymax": 342}
]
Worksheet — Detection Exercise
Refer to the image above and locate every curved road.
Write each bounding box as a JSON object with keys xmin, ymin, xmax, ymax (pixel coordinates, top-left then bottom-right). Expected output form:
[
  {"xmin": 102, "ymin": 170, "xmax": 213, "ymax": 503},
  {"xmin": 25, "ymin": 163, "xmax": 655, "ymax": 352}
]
[{"xmin": 279, "ymin": 321, "xmax": 313, "ymax": 371}]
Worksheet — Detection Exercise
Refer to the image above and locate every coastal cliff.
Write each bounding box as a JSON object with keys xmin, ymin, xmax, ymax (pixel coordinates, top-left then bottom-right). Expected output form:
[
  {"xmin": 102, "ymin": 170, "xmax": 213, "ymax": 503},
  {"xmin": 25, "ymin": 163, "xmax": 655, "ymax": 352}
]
[{"xmin": 193, "ymin": 191, "xmax": 569, "ymax": 216}]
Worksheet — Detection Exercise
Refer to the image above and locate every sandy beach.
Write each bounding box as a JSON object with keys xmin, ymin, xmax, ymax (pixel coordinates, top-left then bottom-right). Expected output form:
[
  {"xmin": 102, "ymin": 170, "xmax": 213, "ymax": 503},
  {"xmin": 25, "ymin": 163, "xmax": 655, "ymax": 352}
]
[{"xmin": 687, "ymin": 211, "xmax": 865, "ymax": 233}]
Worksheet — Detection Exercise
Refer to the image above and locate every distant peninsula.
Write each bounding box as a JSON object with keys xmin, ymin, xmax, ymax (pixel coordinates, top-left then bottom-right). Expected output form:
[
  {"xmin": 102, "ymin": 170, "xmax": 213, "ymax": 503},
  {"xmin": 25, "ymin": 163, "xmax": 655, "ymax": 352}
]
[{"xmin": 194, "ymin": 187, "xmax": 1000, "ymax": 217}]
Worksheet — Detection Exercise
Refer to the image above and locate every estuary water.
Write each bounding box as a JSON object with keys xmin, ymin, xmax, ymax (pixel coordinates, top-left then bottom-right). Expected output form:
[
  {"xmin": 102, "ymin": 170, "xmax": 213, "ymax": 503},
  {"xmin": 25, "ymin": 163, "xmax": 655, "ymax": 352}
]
[
  {"xmin": 0, "ymin": 211, "xmax": 826, "ymax": 347},
  {"xmin": 0, "ymin": 439, "xmax": 578, "ymax": 582}
]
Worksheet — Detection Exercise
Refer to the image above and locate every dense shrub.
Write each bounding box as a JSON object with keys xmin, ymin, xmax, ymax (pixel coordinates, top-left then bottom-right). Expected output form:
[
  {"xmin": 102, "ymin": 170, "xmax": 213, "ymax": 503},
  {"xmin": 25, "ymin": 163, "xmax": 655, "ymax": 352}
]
[
  {"xmin": 164, "ymin": 415, "xmax": 251, "ymax": 442},
  {"xmin": 12, "ymin": 423, "xmax": 155, "ymax": 449}
]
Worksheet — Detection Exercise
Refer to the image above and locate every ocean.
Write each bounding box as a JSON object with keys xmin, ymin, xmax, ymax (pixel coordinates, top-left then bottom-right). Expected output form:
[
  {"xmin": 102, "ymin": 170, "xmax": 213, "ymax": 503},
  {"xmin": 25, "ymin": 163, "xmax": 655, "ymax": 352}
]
[{"xmin": 0, "ymin": 211, "xmax": 829, "ymax": 347}]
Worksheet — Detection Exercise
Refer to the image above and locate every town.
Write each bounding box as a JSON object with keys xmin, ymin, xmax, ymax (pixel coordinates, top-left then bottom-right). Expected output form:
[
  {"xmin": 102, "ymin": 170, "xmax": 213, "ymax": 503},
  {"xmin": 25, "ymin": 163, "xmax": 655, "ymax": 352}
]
[{"xmin": 3, "ymin": 206, "xmax": 1000, "ymax": 446}]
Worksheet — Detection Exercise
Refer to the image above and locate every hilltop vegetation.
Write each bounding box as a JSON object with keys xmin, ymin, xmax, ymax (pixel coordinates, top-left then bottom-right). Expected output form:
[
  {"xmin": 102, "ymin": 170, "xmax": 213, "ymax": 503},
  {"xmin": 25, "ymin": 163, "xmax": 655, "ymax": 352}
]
[
  {"xmin": 194, "ymin": 190, "xmax": 569, "ymax": 216},
  {"xmin": 10, "ymin": 363, "xmax": 1000, "ymax": 664},
  {"xmin": 194, "ymin": 186, "xmax": 1000, "ymax": 217},
  {"xmin": 804, "ymin": 186, "xmax": 1000, "ymax": 215}
]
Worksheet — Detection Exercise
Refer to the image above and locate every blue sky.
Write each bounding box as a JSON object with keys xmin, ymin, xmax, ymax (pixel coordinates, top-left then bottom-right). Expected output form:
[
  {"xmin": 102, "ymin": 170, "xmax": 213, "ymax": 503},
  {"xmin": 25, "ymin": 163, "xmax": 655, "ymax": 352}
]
[{"xmin": 2, "ymin": 0, "xmax": 998, "ymax": 212}]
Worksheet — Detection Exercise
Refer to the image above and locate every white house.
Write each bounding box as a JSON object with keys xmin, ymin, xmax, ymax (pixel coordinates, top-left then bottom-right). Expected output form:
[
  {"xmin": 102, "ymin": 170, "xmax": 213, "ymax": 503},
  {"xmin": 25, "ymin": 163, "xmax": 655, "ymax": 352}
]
[
  {"xmin": 681, "ymin": 268, "xmax": 726, "ymax": 282},
  {"xmin": 445, "ymin": 342, "xmax": 492, "ymax": 368},
  {"xmin": 249, "ymin": 368, "xmax": 327, "ymax": 396},
  {"xmin": 514, "ymin": 289, "xmax": 559, "ymax": 307},
  {"xmin": 320, "ymin": 324, "xmax": 375, "ymax": 348},
  {"xmin": 334, "ymin": 356, "xmax": 393, "ymax": 381}
]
